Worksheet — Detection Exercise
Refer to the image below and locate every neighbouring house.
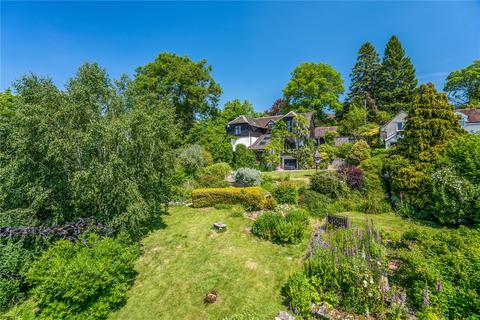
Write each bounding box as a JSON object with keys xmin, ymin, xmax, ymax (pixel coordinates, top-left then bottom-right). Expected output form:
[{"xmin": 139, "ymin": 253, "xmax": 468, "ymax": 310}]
[
  {"xmin": 455, "ymin": 108, "xmax": 480, "ymax": 134},
  {"xmin": 227, "ymin": 111, "xmax": 325, "ymax": 170},
  {"xmin": 380, "ymin": 111, "xmax": 407, "ymax": 148}
]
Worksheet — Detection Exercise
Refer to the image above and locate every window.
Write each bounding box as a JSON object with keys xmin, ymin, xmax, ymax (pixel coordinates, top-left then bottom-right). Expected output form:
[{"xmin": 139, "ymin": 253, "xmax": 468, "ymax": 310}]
[
  {"xmin": 267, "ymin": 121, "xmax": 274, "ymax": 129},
  {"xmin": 286, "ymin": 119, "xmax": 293, "ymax": 132},
  {"xmin": 461, "ymin": 119, "xmax": 466, "ymax": 128},
  {"xmin": 397, "ymin": 122, "xmax": 404, "ymax": 131},
  {"xmin": 234, "ymin": 125, "xmax": 242, "ymax": 135}
]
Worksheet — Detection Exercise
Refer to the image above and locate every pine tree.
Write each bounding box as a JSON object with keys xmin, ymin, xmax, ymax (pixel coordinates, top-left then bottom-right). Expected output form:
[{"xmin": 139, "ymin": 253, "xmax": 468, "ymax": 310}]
[
  {"xmin": 377, "ymin": 36, "xmax": 417, "ymax": 114},
  {"xmin": 399, "ymin": 83, "xmax": 463, "ymax": 162},
  {"xmin": 347, "ymin": 42, "xmax": 381, "ymax": 111}
]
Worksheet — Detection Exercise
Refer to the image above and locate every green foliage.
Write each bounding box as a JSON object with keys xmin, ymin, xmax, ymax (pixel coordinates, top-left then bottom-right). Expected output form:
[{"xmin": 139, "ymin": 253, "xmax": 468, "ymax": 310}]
[
  {"xmin": 0, "ymin": 241, "xmax": 34, "ymax": 311},
  {"xmin": 197, "ymin": 162, "xmax": 231, "ymax": 188},
  {"xmin": 272, "ymin": 181, "xmax": 299, "ymax": 204},
  {"xmin": 345, "ymin": 140, "xmax": 371, "ymax": 166},
  {"xmin": 444, "ymin": 60, "xmax": 480, "ymax": 107},
  {"xmin": 282, "ymin": 271, "xmax": 320, "ymax": 315},
  {"xmin": 347, "ymin": 42, "xmax": 382, "ymax": 114},
  {"xmin": 233, "ymin": 167, "xmax": 263, "ymax": 186},
  {"xmin": 252, "ymin": 209, "xmax": 309, "ymax": 244},
  {"xmin": 335, "ymin": 142, "xmax": 353, "ymax": 159},
  {"xmin": 301, "ymin": 190, "xmax": 333, "ymax": 217},
  {"xmin": 283, "ymin": 62, "xmax": 344, "ymax": 119},
  {"xmin": 0, "ymin": 90, "xmax": 16, "ymax": 164},
  {"xmin": 392, "ymin": 227, "xmax": 480, "ymax": 319},
  {"xmin": 27, "ymin": 236, "xmax": 139, "ymax": 320},
  {"xmin": 443, "ymin": 134, "xmax": 480, "ymax": 184},
  {"xmin": 339, "ymin": 105, "xmax": 367, "ymax": 135},
  {"xmin": 131, "ymin": 52, "xmax": 222, "ymax": 133},
  {"xmin": 233, "ymin": 144, "xmax": 258, "ymax": 169},
  {"xmin": 179, "ymin": 144, "xmax": 212, "ymax": 176},
  {"xmin": 191, "ymin": 187, "xmax": 267, "ymax": 211},
  {"xmin": 377, "ymin": 35, "xmax": 417, "ymax": 114},
  {"xmin": 0, "ymin": 64, "xmax": 179, "ymax": 236},
  {"xmin": 310, "ymin": 171, "xmax": 348, "ymax": 199},
  {"xmin": 430, "ymin": 167, "xmax": 479, "ymax": 226},
  {"xmin": 399, "ymin": 83, "xmax": 463, "ymax": 162}
]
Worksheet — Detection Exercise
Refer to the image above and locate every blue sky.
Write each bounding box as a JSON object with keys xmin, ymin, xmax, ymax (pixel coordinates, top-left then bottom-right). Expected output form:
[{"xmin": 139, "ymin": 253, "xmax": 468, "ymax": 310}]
[{"xmin": 1, "ymin": 1, "xmax": 479, "ymax": 111}]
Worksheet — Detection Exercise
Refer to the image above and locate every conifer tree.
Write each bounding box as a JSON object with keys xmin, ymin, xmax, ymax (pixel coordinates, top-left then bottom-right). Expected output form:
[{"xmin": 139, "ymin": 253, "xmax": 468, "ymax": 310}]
[
  {"xmin": 377, "ymin": 36, "xmax": 417, "ymax": 114},
  {"xmin": 399, "ymin": 83, "xmax": 463, "ymax": 162},
  {"xmin": 347, "ymin": 42, "xmax": 381, "ymax": 111}
]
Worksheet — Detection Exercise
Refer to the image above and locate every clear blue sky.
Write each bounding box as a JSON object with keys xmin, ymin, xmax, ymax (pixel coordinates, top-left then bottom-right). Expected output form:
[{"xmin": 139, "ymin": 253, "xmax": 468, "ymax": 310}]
[{"xmin": 1, "ymin": 1, "xmax": 479, "ymax": 111}]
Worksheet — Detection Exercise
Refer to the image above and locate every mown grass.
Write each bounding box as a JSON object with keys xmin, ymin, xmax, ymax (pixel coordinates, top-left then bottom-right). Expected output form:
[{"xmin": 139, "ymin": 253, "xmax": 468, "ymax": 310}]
[
  {"xmin": 340, "ymin": 211, "xmax": 440, "ymax": 240},
  {"xmin": 262, "ymin": 169, "xmax": 317, "ymax": 181},
  {"xmin": 110, "ymin": 206, "xmax": 310, "ymax": 320}
]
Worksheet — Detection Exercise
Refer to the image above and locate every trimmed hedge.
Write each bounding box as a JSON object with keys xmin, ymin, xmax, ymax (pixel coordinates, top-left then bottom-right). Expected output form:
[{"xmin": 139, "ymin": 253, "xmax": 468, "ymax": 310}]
[{"xmin": 192, "ymin": 187, "xmax": 267, "ymax": 211}]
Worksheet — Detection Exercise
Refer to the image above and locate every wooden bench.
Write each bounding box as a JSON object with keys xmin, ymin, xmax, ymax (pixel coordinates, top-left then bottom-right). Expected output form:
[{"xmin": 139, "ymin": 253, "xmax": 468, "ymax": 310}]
[{"xmin": 327, "ymin": 215, "xmax": 350, "ymax": 229}]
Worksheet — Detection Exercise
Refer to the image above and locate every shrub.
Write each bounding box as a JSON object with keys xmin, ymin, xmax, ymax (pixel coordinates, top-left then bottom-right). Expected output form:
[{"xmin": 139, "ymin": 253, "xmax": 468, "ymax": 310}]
[
  {"xmin": 430, "ymin": 167, "xmax": 480, "ymax": 226},
  {"xmin": 272, "ymin": 182, "xmax": 298, "ymax": 204},
  {"xmin": 197, "ymin": 162, "xmax": 232, "ymax": 188},
  {"xmin": 345, "ymin": 140, "xmax": 371, "ymax": 165},
  {"xmin": 252, "ymin": 210, "xmax": 309, "ymax": 244},
  {"xmin": 233, "ymin": 144, "xmax": 258, "ymax": 169},
  {"xmin": 233, "ymin": 167, "xmax": 263, "ymax": 186},
  {"xmin": 27, "ymin": 235, "xmax": 139, "ymax": 320},
  {"xmin": 310, "ymin": 171, "xmax": 348, "ymax": 199},
  {"xmin": 191, "ymin": 187, "xmax": 267, "ymax": 211},
  {"xmin": 282, "ymin": 271, "xmax": 320, "ymax": 315},
  {"xmin": 336, "ymin": 164, "xmax": 364, "ymax": 190},
  {"xmin": 443, "ymin": 134, "xmax": 480, "ymax": 184},
  {"xmin": 301, "ymin": 190, "xmax": 333, "ymax": 217},
  {"xmin": 251, "ymin": 212, "xmax": 282, "ymax": 241},
  {"xmin": 335, "ymin": 142, "xmax": 353, "ymax": 159},
  {"xmin": 0, "ymin": 241, "xmax": 34, "ymax": 311},
  {"xmin": 179, "ymin": 144, "xmax": 211, "ymax": 176}
]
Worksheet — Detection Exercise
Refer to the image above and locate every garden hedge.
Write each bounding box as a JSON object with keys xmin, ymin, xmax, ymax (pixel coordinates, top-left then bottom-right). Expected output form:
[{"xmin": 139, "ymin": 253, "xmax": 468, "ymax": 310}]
[{"xmin": 191, "ymin": 187, "xmax": 267, "ymax": 211}]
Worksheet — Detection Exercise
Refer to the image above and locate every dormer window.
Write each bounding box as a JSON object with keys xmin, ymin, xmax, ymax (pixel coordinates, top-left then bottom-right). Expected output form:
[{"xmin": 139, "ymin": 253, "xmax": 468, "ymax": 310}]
[
  {"xmin": 267, "ymin": 120, "xmax": 275, "ymax": 129},
  {"xmin": 234, "ymin": 125, "xmax": 242, "ymax": 135},
  {"xmin": 397, "ymin": 122, "xmax": 404, "ymax": 131}
]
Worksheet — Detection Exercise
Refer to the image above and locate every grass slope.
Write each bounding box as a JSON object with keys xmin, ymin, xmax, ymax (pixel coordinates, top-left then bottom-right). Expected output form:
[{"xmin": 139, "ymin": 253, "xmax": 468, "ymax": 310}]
[{"xmin": 111, "ymin": 206, "xmax": 309, "ymax": 320}]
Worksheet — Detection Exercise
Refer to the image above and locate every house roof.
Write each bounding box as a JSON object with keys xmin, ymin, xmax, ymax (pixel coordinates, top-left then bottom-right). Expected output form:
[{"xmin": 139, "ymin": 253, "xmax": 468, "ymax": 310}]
[
  {"xmin": 456, "ymin": 108, "xmax": 480, "ymax": 123},
  {"xmin": 227, "ymin": 112, "xmax": 314, "ymax": 129},
  {"xmin": 380, "ymin": 111, "xmax": 408, "ymax": 131},
  {"xmin": 249, "ymin": 134, "xmax": 271, "ymax": 150},
  {"xmin": 314, "ymin": 126, "xmax": 338, "ymax": 138}
]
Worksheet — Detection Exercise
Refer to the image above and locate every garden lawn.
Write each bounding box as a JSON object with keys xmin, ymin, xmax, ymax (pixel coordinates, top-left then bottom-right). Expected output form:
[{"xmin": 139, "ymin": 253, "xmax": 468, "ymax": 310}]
[
  {"xmin": 340, "ymin": 211, "xmax": 440, "ymax": 240},
  {"xmin": 110, "ymin": 206, "xmax": 309, "ymax": 320},
  {"xmin": 262, "ymin": 169, "xmax": 318, "ymax": 183}
]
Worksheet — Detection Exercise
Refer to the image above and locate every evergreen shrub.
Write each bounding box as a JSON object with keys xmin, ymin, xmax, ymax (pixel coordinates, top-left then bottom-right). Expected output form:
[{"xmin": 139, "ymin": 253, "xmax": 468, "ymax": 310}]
[
  {"xmin": 272, "ymin": 182, "xmax": 299, "ymax": 204},
  {"xmin": 192, "ymin": 187, "xmax": 267, "ymax": 211}
]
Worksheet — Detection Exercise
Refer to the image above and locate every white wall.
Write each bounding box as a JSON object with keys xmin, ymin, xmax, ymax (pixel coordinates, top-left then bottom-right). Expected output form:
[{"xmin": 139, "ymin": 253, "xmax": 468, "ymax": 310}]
[
  {"xmin": 465, "ymin": 123, "xmax": 480, "ymax": 134},
  {"xmin": 231, "ymin": 137, "xmax": 258, "ymax": 151}
]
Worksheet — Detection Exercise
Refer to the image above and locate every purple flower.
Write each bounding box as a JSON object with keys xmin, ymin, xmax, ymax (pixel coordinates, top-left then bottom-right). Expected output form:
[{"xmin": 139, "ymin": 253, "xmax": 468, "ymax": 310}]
[
  {"xmin": 423, "ymin": 286, "xmax": 430, "ymax": 307},
  {"xmin": 333, "ymin": 246, "xmax": 337, "ymax": 253},
  {"xmin": 437, "ymin": 279, "xmax": 443, "ymax": 292},
  {"xmin": 400, "ymin": 292, "xmax": 407, "ymax": 304}
]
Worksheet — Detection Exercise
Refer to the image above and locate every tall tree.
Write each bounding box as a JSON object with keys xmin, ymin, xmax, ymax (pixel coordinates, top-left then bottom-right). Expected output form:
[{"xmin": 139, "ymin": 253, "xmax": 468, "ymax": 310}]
[
  {"xmin": 399, "ymin": 83, "xmax": 463, "ymax": 162},
  {"xmin": 265, "ymin": 98, "xmax": 286, "ymax": 116},
  {"xmin": 347, "ymin": 42, "xmax": 381, "ymax": 113},
  {"xmin": 444, "ymin": 60, "xmax": 480, "ymax": 107},
  {"xmin": 131, "ymin": 52, "xmax": 222, "ymax": 133},
  {"xmin": 0, "ymin": 63, "xmax": 179, "ymax": 236},
  {"xmin": 283, "ymin": 62, "xmax": 344, "ymax": 120},
  {"xmin": 0, "ymin": 89, "xmax": 16, "ymax": 165},
  {"xmin": 377, "ymin": 36, "xmax": 417, "ymax": 114}
]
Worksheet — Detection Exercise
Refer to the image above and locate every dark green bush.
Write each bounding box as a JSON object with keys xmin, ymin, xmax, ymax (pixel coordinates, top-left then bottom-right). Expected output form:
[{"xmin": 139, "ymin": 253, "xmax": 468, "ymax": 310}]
[
  {"xmin": 27, "ymin": 235, "xmax": 139, "ymax": 320},
  {"xmin": 310, "ymin": 171, "xmax": 348, "ymax": 199},
  {"xmin": 233, "ymin": 144, "xmax": 258, "ymax": 169},
  {"xmin": 272, "ymin": 182, "xmax": 299, "ymax": 204},
  {"xmin": 0, "ymin": 241, "xmax": 34, "ymax": 311}
]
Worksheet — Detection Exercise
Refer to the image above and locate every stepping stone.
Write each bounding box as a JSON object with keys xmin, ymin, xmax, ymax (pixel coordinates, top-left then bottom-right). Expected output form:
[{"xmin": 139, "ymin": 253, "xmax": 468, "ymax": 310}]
[{"xmin": 213, "ymin": 222, "xmax": 227, "ymax": 231}]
